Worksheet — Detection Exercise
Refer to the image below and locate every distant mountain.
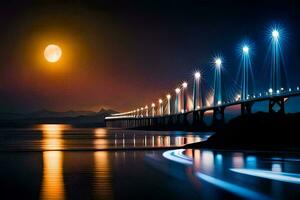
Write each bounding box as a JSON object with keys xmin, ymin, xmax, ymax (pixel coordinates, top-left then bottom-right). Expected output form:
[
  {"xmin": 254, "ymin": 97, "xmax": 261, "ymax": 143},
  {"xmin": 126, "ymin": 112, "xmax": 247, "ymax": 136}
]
[
  {"xmin": 0, "ymin": 108, "xmax": 118, "ymax": 127},
  {"xmin": 28, "ymin": 109, "xmax": 97, "ymax": 119}
]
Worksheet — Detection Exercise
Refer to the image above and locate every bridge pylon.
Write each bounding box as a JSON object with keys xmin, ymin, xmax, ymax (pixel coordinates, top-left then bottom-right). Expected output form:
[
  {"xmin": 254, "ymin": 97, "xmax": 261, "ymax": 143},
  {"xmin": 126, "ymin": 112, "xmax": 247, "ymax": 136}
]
[
  {"xmin": 182, "ymin": 113, "xmax": 189, "ymax": 126},
  {"xmin": 212, "ymin": 107, "xmax": 225, "ymax": 126},
  {"xmin": 241, "ymin": 102, "xmax": 253, "ymax": 116},
  {"xmin": 192, "ymin": 110, "xmax": 205, "ymax": 128},
  {"xmin": 269, "ymin": 97, "xmax": 285, "ymax": 114},
  {"xmin": 192, "ymin": 111, "xmax": 200, "ymax": 125}
]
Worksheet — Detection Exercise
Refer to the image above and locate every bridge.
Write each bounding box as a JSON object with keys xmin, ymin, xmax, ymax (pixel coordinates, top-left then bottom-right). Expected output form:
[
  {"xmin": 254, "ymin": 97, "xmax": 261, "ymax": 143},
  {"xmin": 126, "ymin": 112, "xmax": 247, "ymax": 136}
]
[{"xmin": 105, "ymin": 28, "xmax": 300, "ymax": 130}]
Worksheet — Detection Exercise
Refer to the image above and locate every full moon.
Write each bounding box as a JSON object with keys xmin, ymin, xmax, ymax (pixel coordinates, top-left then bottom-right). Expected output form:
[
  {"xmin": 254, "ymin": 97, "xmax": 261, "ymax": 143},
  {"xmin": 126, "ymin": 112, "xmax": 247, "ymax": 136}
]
[{"xmin": 44, "ymin": 44, "xmax": 62, "ymax": 63}]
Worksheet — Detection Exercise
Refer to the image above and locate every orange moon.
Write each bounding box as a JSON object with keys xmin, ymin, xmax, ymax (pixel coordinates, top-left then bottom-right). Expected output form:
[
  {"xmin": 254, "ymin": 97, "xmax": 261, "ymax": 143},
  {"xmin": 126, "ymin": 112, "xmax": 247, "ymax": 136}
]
[{"xmin": 44, "ymin": 44, "xmax": 62, "ymax": 63}]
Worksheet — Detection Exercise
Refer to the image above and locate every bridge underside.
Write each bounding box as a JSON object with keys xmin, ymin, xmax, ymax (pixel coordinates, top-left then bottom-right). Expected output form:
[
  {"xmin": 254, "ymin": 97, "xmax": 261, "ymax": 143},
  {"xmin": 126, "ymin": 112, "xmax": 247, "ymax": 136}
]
[{"xmin": 106, "ymin": 97, "xmax": 289, "ymax": 130}]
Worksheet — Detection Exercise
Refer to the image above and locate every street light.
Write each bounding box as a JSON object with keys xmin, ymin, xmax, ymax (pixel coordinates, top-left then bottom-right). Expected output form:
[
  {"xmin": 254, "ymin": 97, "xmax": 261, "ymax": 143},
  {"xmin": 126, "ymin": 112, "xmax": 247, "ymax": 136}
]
[
  {"xmin": 145, "ymin": 105, "xmax": 149, "ymax": 117},
  {"xmin": 269, "ymin": 88, "xmax": 273, "ymax": 94},
  {"xmin": 235, "ymin": 94, "xmax": 241, "ymax": 101},
  {"xmin": 182, "ymin": 82, "xmax": 188, "ymax": 112},
  {"xmin": 151, "ymin": 103, "xmax": 155, "ymax": 117},
  {"xmin": 166, "ymin": 94, "xmax": 171, "ymax": 115},
  {"xmin": 243, "ymin": 45, "xmax": 249, "ymax": 54},
  {"xmin": 214, "ymin": 57, "xmax": 222, "ymax": 106},
  {"xmin": 193, "ymin": 72, "xmax": 201, "ymax": 110},
  {"xmin": 140, "ymin": 107, "xmax": 144, "ymax": 117},
  {"xmin": 175, "ymin": 88, "xmax": 180, "ymax": 113},
  {"xmin": 194, "ymin": 72, "xmax": 201, "ymax": 79},
  {"xmin": 159, "ymin": 99, "xmax": 163, "ymax": 116},
  {"xmin": 272, "ymin": 30, "xmax": 279, "ymax": 40},
  {"xmin": 215, "ymin": 58, "xmax": 222, "ymax": 68}
]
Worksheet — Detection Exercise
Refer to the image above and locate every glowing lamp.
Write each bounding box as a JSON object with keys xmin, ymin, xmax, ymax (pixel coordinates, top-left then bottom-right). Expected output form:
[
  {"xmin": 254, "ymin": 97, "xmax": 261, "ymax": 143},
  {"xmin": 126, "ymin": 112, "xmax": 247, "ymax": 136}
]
[
  {"xmin": 272, "ymin": 30, "xmax": 279, "ymax": 39},
  {"xmin": 269, "ymin": 88, "xmax": 273, "ymax": 94},
  {"xmin": 166, "ymin": 94, "xmax": 171, "ymax": 99},
  {"xmin": 194, "ymin": 72, "xmax": 201, "ymax": 79},
  {"xmin": 182, "ymin": 82, "xmax": 188, "ymax": 88},
  {"xmin": 159, "ymin": 99, "xmax": 163, "ymax": 104},
  {"xmin": 215, "ymin": 58, "xmax": 222, "ymax": 68},
  {"xmin": 175, "ymin": 88, "xmax": 181, "ymax": 94},
  {"xmin": 151, "ymin": 103, "xmax": 155, "ymax": 107},
  {"xmin": 242, "ymin": 46, "xmax": 249, "ymax": 54}
]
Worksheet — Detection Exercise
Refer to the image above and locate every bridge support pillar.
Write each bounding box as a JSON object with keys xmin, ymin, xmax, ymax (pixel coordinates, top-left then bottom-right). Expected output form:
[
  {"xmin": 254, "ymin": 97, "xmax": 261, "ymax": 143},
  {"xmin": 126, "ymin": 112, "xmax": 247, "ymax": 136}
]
[
  {"xmin": 161, "ymin": 116, "xmax": 166, "ymax": 127},
  {"xmin": 183, "ymin": 113, "xmax": 188, "ymax": 126},
  {"xmin": 269, "ymin": 97, "xmax": 285, "ymax": 114},
  {"xmin": 192, "ymin": 111, "xmax": 201, "ymax": 125},
  {"xmin": 192, "ymin": 110, "xmax": 205, "ymax": 128},
  {"xmin": 212, "ymin": 107, "xmax": 225, "ymax": 126},
  {"xmin": 167, "ymin": 116, "xmax": 173, "ymax": 126},
  {"xmin": 152, "ymin": 118, "xmax": 158, "ymax": 127},
  {"xmin": 241, "ymin": 102, "xmax": 253, "ymax": 116},
  {"xmin": 176, "ymin": 114, "xmax": 180, "ymax": 125}
]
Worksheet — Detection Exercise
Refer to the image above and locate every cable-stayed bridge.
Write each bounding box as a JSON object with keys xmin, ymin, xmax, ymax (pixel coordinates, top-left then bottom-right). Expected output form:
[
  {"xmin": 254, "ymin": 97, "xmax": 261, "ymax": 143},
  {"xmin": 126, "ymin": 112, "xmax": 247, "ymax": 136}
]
[{"xmin": 105, "ymin": 28, "xmax": 300, "ymax": 129}]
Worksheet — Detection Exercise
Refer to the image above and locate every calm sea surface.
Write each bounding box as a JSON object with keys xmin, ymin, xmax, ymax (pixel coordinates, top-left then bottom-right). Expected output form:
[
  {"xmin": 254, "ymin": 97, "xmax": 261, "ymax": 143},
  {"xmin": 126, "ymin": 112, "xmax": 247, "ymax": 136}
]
[{"xmin": 0, "ymin": 125, "xmax": 300, "ymax": 199}]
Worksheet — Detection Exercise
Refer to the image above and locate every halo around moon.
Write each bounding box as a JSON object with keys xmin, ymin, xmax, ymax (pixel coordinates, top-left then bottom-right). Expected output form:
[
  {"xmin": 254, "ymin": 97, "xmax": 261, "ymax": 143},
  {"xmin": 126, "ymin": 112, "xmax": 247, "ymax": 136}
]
[{"xmin": 44, "ymin": 44, "xmax": 62, "ymax": 63}]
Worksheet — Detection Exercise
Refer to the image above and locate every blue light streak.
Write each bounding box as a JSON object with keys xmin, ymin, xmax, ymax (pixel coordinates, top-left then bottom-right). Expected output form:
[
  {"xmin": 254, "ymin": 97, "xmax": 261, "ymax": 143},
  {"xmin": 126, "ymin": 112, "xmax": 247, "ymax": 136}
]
[
  {"xmin": 271, "ymin": 157, "xmax": 300, "ymax": 162},
  {"xmin": 195, "ymin": 172, "xmax": 271, "ymax": 200},
  {"xmin": 230, "ymin": 168, "xmax": 300, "ymax": 184},
  {"xmin": 162, "ymin": 149, "xmax": 193, "ymax": 165}
]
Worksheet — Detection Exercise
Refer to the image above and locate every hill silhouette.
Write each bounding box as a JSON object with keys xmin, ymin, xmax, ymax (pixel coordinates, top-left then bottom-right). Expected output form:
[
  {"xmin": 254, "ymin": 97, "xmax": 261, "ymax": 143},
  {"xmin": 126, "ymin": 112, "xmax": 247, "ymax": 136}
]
[
  {"xmin": 186, "ymin": 112, "xmax": 300, "ymax": 151},
  {"xmin": 0, "ymin": 108, "xmax": 118, "ymax": 127}
]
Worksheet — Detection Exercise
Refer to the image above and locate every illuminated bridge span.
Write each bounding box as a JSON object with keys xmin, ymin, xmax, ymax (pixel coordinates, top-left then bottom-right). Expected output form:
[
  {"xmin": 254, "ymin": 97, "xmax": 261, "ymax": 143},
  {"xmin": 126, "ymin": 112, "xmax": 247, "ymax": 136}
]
[{"xmin": 105, "ymin": 28, "xmax": 300, "ymax": 129}]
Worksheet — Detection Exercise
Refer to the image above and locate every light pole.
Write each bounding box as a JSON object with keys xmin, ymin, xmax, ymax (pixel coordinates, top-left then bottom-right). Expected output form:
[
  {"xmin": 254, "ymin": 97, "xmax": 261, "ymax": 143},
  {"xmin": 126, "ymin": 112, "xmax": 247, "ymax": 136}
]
[
  {"xmin": 182, "ymin": 82, "xmax": 188, "ymax": 112},
  {"xmin": 175, "ymin": 88, "xmax": 180, "ymax": 113},
  {"xmin": 140, "ymin": 107, "xmax": 144, "ymax": 117},
  {"xmin": 166, "ymin": 94, "xmax": 171, "ymax": 115},
  {"xmin": 271, "ymin": 29, "xmax": 280, "ymax": 93},
  {"xmin": 151, "ymin": 103, "xmax": 155, "ymax": 117},
  {"xmin": 241, "ymin": 45, "xmax": 250, "ymax": 101},
  {"xmin": 193, "ymin": 72, "xmax": 201, "ymax": 110},
  {"xmin": 214, "ymin": 58, "xmax": 222, "ymax": 106},
  {"xmin": 159, "ymin": 99, "xmax": 163, "ymax": 116},
  {"xmin": 145, "ymin": 105, "xmax": 148, "ymax": 117}
]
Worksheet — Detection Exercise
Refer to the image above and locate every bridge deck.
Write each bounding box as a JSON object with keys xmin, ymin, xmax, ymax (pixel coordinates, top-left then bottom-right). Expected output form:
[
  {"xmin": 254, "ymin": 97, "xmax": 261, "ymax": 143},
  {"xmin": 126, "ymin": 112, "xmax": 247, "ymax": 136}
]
[{"xmin": 105, "ymin": 91, "xmax": 300, "ymax": 121}]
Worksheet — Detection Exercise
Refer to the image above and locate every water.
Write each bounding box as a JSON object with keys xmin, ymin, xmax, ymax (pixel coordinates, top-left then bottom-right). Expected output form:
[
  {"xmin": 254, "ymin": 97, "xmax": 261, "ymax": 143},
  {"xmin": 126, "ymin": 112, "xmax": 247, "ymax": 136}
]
[{"xmin": 0, "ymin": 125, "xmax": 300, "ymax": 199}]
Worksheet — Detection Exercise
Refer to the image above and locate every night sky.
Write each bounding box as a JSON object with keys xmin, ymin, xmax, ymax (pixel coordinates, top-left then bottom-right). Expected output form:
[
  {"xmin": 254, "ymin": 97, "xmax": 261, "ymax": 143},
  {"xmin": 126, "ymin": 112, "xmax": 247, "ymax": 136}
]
[{"xmin": 0, "ymin": 0, "xmax": 300, "ymax": 113}]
